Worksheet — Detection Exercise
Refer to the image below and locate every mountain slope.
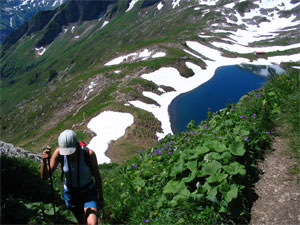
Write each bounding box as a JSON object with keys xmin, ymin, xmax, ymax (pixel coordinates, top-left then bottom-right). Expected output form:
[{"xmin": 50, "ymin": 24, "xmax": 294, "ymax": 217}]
[
  {"xmin": 0, "ymin": 0, "xmax": 299, "ymax": 158},
  {"xmin": 0, "ymin": 0, "xmax": 66, "ymax": 43}
]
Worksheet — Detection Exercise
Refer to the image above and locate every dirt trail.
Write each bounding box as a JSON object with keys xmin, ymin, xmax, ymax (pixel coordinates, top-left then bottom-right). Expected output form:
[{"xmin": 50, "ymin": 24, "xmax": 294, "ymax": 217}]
[{"xmin": 250, "ymin": 133, "xmax": 300, "ymax": 225}]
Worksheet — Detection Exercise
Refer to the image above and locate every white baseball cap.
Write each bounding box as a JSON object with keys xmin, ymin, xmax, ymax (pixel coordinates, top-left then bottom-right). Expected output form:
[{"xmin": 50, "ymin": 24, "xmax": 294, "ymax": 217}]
[{"xmin": 58, "ymin": 130, "xmax": 77, "ymax": 155}]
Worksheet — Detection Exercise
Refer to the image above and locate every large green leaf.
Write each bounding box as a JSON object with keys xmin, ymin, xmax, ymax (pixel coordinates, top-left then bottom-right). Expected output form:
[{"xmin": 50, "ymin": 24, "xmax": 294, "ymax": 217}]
[
  {"xmin": 223, "ymin": 162, "xmax": 246, "ymax": 176},
  {"xmin": 170, "ymin": 160, "xmax": 184, "ymax": 177},
  {"xmin": 205, "ymin": 152, "xmax": 222, "ymax": 161},
  {"xmin": 215, "ymin": 143, "xmax": 228, "ymax": 153},
  {"xmin": 205, "ymin": 140, "xmax": 220, "ymax": 151},
  {"xmin": 220, "ymin": 152, "xmax": 232, "ymax": 163},
  {"xmin": 183, "ymin": 160, "xmax": 198, "ymax": 182},
  {"xmin": 170, "ymin": 188, "xmax": 191, "ymax": 207},
  {"xmin": 206, "ymin": 171, "xmax": 228, "ymax": 184},
  {"xmin": 229, "ymin": 162, "xmax": 246, "ymax": 176},
  {"xmin": 190, "ymin": 146, "xmax": 210, "ymax": 160},
  {"xmin": 225, "ymin": 184, "xmax": 238, "ymax": 203},
  {"xmin": 163, "ymin": 180, "xmax": 186, "ymax": 194},
  {"xmin": 200, "ymin": 161, "xmax": 222, "ymax": 176},
  {"xmin": 229, "ymin": 142, "xmax": 245, "ymax": 156}
]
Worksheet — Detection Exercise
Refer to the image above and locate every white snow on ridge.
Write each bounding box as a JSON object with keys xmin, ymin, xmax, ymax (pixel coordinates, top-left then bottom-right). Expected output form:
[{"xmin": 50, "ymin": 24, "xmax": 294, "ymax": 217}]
[
  {"xmin": 224, "ymin": 2, "xmax": 234, "ymax": 8},
  {"xmin": 130, "ymin": 62, "xmax": 216, "ymax": 139},
  {"xmin": 105, "ymin": 49, "xmax": 166, "ymax": 66},
  {"xmin": 157, "ymin": 2, "xmax": 164, "ymax": 10},
  {"xmin": 101, "ymin": 21, "xmax": 109, "ymax": 27},
  {"xmin": 212, "ymin": 41, "xmax": 300, "ymax": 54},
  {"xmin": 126, "ymin": 0, "xmax": 139, "ymax": 12},
  {"xmin": 10, "ymin": 17, "xmax": 13, "ymax": 27},
  {"xmin": 35, "ymin": 47, "xmax": 46, "ymax": 55},
  {"xmin": 198, "ymin": 0, "xmax": 218, "ymax": 6},
  {"xmin": 84, "ymin": 81, "xmax": 96, "ymax": 100},
  {"xmin": 87, "ymin": 111, "xmax": 134, "ymax": 164},
  {"xmin": 172, "ymin": 0, "xmax": 181, "ymax": 8},
  {"xmin": 20, "ymin": 0, "xmax": 30, "ymax": 6},
  {"xmin": 258, "ymin": 0, "xmax": 300, "ymax": 10}
]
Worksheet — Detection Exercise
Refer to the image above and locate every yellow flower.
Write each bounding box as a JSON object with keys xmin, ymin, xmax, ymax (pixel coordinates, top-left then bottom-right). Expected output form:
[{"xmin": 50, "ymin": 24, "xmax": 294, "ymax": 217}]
[
  {"xmin": 137, "ymin": 187, "xmax": 142, "ymax": 193},
  {"xmin": 148, "ymin": 160, "xmax": 152, "ymax": 164},
  {"xmin": 104, "ymin": 182, "xmax": 107, "ymax": 185},
  {"xmin": 153, "ymin": 211, "xmax": 158, "ymax": 216}
]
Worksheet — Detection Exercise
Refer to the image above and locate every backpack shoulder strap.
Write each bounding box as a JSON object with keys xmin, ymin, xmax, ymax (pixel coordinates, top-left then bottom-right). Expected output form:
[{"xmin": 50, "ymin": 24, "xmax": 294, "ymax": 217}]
[
  {"xmin": 58, "ymin": 154, "xmax": 65, "ymax": 181},
  {"xmin": 80, "ymin": 141, "xmax": 94, "ymax": 176}
]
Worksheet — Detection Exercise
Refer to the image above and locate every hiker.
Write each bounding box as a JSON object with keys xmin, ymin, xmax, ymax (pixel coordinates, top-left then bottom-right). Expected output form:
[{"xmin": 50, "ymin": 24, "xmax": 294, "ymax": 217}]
[{"xmin": 40, "ymin": 129, "xmax": 104, "ymax": 225}]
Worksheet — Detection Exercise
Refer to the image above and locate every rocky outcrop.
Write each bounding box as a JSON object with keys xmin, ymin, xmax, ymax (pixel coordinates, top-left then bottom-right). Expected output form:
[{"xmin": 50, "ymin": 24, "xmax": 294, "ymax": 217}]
[{"xmin": 0, "ymin": 141, "xmax": 42, "ymax": 162}]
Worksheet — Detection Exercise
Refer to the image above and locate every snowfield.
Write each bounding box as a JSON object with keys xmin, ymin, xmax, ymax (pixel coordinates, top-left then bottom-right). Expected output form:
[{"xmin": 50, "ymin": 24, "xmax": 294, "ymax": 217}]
[{"xmin": 87, "ymin": 111, "xmax": 134, "ymax": 164}]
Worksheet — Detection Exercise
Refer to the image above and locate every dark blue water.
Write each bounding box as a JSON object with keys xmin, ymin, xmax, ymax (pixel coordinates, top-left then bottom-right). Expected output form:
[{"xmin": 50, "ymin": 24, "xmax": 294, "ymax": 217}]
[{"xmin": 169, "ymin": 65, "xmax": 267, "ymax": 133}]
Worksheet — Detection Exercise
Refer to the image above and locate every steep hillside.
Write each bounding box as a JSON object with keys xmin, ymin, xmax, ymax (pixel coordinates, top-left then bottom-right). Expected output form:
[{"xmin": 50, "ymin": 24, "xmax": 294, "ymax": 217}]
[
  {"xmin": 2, "ymin": 69, "xmax": 299, "ymax": 224},
  {"xmin": 0, "ymin": 0, "xmax": 299, "ymax": 161},
  {"xmin": 0, "ymin": 0, "xmax": 66, "ymax": 43}
]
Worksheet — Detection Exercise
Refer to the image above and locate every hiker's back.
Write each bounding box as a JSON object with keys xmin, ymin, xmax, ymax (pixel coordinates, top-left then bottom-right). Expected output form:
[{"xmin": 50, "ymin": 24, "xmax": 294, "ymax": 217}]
[{"xmin": 63, "ymin": 149, "xmax": 93, "ymax": 188}]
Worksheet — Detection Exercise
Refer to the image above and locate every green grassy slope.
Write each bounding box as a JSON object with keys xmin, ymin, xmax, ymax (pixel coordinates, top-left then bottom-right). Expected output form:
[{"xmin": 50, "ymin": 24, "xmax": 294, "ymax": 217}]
[
  {"xmin": 0, "ymin": 1, "xmax": 208, "ymax": 154},
  {"xmin": 2, "ymin": 70, "xmax": 299, "ymax": 224}
]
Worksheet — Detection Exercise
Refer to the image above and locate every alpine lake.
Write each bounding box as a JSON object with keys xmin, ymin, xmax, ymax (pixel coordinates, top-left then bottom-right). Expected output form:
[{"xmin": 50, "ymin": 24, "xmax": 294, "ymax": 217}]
[{"xmin": 169, "ymin": 64, "xmax": 283, "ymax": 133}]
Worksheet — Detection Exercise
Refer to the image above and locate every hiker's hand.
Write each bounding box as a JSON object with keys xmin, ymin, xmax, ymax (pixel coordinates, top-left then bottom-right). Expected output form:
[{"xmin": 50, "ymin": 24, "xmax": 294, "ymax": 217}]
[{"xmin": 42, "ymin": 146, "xmax": 52, "ymax": 159}]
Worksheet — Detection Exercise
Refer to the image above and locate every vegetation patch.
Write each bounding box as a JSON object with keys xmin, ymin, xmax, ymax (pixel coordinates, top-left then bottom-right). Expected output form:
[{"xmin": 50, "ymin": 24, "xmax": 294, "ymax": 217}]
[{"xmin": 3, "ymin": 70, "xmax": 298, "ymax": 224}]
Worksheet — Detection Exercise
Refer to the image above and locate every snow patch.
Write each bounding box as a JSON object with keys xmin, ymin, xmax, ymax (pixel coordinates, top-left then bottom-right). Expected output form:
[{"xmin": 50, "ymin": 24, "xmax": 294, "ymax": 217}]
[
  {"xmin": 84, "ymin": 81, "xmax": 96, "ymax": 100},
  {"xmin": 101, "ymin": 21, "xmax": 109, "ymax": 27},
  {"xmin": 35, "ymin": 47, "xmax": 46, "ymax": 56},
  {"xmin": 105, "ymin": 49, "xmax": 166, "ymax": 66},
  {"xmin": 157, "ymin": 2, "xmax": 164, "ymax": 10},
  {"xmin": 126, "ymin": 0, "xmax": 139, "ymax": 12},
  {"xmin": 87, "ymin": 111, "xmax": 134, "ymax": 164},
  {"xmin": 198, "ymin": 0, "xmax": 218, "ymax": 6},
  {"xmin": 130, "ymin": 63, "xmax": 215, "ymax": 138},
  {"xmin": 172, "ymin": 0, "xmax": 181, "ymax": 8},
  {"xmin": 9, "ymin": 17, "xmax": 13, "ymax": 27}
]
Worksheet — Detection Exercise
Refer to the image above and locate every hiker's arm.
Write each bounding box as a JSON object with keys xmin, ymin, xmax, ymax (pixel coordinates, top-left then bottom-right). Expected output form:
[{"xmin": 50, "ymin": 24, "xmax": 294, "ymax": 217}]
[
  {"xmin": 40, "ymin": 148, "xmax": 60, "ymax": 179},
  {"xmin": 89, "ymin": 149, "xmax": 104, "ymax": 208}
]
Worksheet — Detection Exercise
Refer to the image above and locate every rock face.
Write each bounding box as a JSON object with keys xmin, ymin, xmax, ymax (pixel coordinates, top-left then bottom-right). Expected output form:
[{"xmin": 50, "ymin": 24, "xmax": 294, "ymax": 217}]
[{"xmin": 0, "ymin": 141, "xmax": 42, "ymax": 162}]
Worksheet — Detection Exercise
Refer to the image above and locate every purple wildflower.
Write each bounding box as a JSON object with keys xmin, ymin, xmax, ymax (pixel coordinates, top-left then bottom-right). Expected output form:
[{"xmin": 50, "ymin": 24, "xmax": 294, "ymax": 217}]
[
  {"xmin": 240, "ymin": 115, "xmax": 244, "ymax": 118},
  {"xmin": 256, "ymin": 93, "xmax": 262, "ymax": 98},
  {"xmin": 266, "ymin": 131, "xmax": 270, "ymax": 134},
  {"xmin": 168, "ymin": 152, "xmax": 171, "ymax": 155},
  {"xmin": 132, "ymin": 164, "xmax": 137, "ymax": 168},
  {"xmin": 248, "ymin": 104, "xmax": 252, "ymax": 107},
  {"xmin": 170, "ymin": 140, "xmax": 174, "ymax": 144},
  {"xmin": 203, "ymin": 124, "xmax": 208, "ymax": 129},
  {"xmin": 252, "ymin": 113, "xmax": 256, "ymax": 118},
  {"xmin": 243, "ymin": 137, "xmax": 249, "ymax": 141},
  {"xmin": 144, "ymin": 219, "xmax": 149, "ymax": 223}
]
